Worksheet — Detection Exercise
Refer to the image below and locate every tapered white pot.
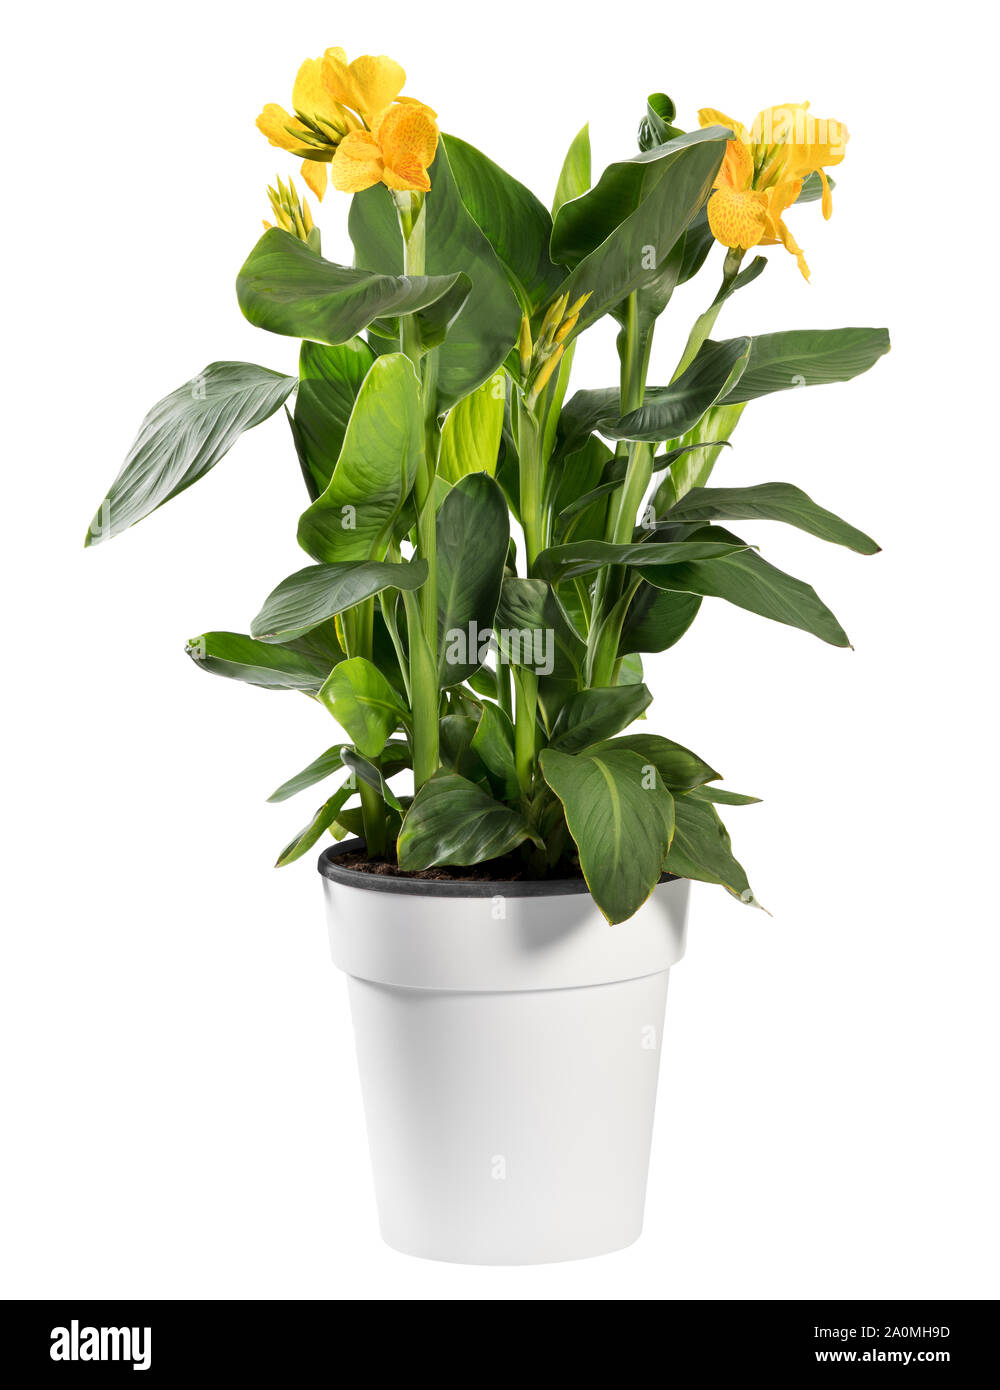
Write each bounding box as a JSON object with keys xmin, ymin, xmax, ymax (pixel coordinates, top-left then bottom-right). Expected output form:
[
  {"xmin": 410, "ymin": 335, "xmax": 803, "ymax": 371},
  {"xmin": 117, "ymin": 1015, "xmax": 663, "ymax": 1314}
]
[{"xmin": 319, "ymin": 840, "xmax": 689, "ymax": 1265}]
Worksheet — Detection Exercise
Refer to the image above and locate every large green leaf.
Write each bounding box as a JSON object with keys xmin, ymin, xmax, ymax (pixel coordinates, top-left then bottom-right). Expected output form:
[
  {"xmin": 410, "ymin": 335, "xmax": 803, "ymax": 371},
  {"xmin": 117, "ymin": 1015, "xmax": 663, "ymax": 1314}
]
[
  {"xmin": 275, "ymin": 783, "xmax": 354, "ymax": 867},
  {"xmin": 437, "ymin": 372, "xmax": 505, "ymax": 484},
  {"xmin": 86, "ymin": 363, "xmax": 296, "ymax": 546},
  {"xmin": 349, "ymin": 142, "xmax": 522, "ymax": 410},
  {"xmin": 251, "ymin": 558, "xmax": 428, "ymax": 643},
  {"xmin": 293, "ymin": 338, "xmax": 375, "ymax": 496},
  {"xmin": 665, "ymin": 795, "xmax": 760, "ymax": 905},
  {"xmin": 533, "ymin": 537, "xmax": 747, "ymax": 584},
  {"xmin": 644, "ymin": 524, "xmax": 850, "ymax": 646},
  {"xmin": 549, "ymin": 684, "xmax": 652, "ymax": 753},
  {"xmin": 237, "ymin": 227, "xmax": 470, "ymax": 348},
  {"xmin": 297, "ymin": 354, "xmax": 421, "ymax": 563},
  {"xmin": 443, "ymin": 133, "xmax": 565, "ymax": 316},
  {"xmin": 185, "ymin": 630, "xmax": 339, "ymax": 694},
  {"xmin": 664, "ymin": 483, "xmax": 880, "ymax": 554},
  {"xmin": 398, "ymin": 773, "xmax": 542, "ymax": 869},
  {"xmin": 548, "ymin": 132, "xmax": 729, "ymax": 337},
  {"xmin": 470, "ymin": 701, "xmax": 519, "ymax": 800},
  {"xmin": 494, "ymin": 577, "xmax": 585, "ymax": 679},
  {"xmin": 619, "ymin": 585, "xmax": 701, "ymax": 655},
  {"xmin": 584, "ymin": 733, "xmax": 720, "ymax": 792},
  {"xmin": 437, "ymin": 474, "xmax": 510, "ymax": 685},
  {"xmin": 599, "ymin": 337, "xmax": 751, "ymax": 442},
  {"xmin": 719, "ymin": 327, "xmax": 891, "ymax": 404},
  {"xmin": 550, "ymin": 126, "xmax": 728, "ymax": 270},
  {"xmin": 552, "ymin": 123, "xmax": 591, "ymax": 221},
  {"xmin": 318, "ymin": 657, "xmax": 409, "ymax": 757},
  {"xmin": 540, "ymin": 747, "xmax": 675, "ymax": 924}
]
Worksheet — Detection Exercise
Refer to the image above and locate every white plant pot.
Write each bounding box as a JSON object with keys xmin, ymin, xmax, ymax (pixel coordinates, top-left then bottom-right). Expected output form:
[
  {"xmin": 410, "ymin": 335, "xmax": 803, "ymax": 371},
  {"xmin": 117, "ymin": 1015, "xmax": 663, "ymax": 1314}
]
[{"xmin": 319, "ymin": 840, "xmax": 689, "ymax": 1265}]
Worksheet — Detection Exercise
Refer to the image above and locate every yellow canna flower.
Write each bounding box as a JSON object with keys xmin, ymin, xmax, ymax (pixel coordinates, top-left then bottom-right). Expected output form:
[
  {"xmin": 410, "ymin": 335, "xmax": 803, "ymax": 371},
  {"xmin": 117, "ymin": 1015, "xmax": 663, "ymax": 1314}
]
[
  {"xmin": 330, "ymin": 102, "xmax": 439, "ymax": 194},
  {"xmin": 698, "ymin": 103, "xmax": 848, "ymax": 280},
  {"xmin": 258, "ymin": 48, "xmax": 437, "ymax": 199}
]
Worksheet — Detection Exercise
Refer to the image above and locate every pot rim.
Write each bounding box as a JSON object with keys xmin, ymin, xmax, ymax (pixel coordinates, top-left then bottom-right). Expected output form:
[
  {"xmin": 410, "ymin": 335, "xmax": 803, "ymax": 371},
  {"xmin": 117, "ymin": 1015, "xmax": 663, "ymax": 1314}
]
[{"xmin": 317, "ymin": 838, "xmax": 679, "ymax": 899}]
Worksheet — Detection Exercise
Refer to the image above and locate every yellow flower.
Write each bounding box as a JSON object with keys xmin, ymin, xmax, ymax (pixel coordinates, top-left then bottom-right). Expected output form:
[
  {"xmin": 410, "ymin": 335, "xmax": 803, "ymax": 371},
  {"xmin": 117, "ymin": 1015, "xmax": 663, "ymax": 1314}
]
[
  {"xmin": 330, "ymin": 102, "xmax": 439, "ymax": 194},
  {"xmin": 258, "ymin": 48, "xmax": 437, "ymax": 199},
  {"xmin": 698, "ymin": 103, "xmax": 848, "ymax": 280}
]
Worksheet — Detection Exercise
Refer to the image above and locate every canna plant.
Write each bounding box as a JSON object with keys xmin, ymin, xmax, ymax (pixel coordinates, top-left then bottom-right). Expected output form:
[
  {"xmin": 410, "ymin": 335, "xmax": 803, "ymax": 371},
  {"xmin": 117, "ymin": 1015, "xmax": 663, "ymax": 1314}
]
[{"xmin": 87, "ymin": 54, "xmax": 889, "ymax": 923}]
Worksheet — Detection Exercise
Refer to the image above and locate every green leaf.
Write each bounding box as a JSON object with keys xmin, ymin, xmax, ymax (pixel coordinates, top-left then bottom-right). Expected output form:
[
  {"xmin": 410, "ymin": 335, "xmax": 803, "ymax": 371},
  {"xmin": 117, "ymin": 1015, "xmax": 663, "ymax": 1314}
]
[
  {"xmin": 251, "ymin": 558, "xmax": 426, "ymax": 643},
  {"xmin": 540, "ymin": 747, "xmax": 675, "ymax": 924},
  {"xmin": 637, "ymin": 93, "xmax": 684, "ymax": 152},
  {"xmin": 297, "ymin": 354, "xmax": 421, "ymax": 563},
  {"xmin": 584, "ymin": 733, "xmax": 720, "ymax": 791},
  {"xmin": 398, "ymin": 772, "xmax": 542, "ymax": 869},
  {"xmin": 719, "ymin": 327, "xmax": 891, "ymax": 404},
  {"xmin": 600, "ymin": 337, "xmax": 751, "ymax": 442},
  {"xmin": 644, "ymin": 524, "xmax": 851, "ymax": 646},
  {"xmin": 339, "ymin": 747, "xmax": 406, "ymax": 814},
  {"xmin": 620, "ymin": 585, "xmax": 702, "ymax": 655},
  {"xmin": 665, "ymin": 795, "xmax": 762, "ymax": 905},
  {"xmin": 437, "ymin": 372, "xmax": 506, "ymax": 483},
  {"xmin": 185, "ymin": 630, "xmax": 338, "ymax": 694},
  {"xmin": 267, "ymin": 745, "xmax": 348, "ymax": 802},
  {"xmin": 664, "ymin": 482, "xmax": 880, "ymax": 554},
  {"xmin": 293, "ymin": 338, "xmax": 375, "ymax": 496},
  {"xmin": 437, "ymin": 473, "xmax": 510, "ymax": 685},
  {"xmin": 552, "ymin": 123, "xmax": 591, "ymax": 221},
  {"xmin": 533, "ymin": 537, "xmax": 747, "ymax": 584},
  {"xmin": 236, "ymin": 226, "xmax": 470, "ymax": 348},
  {"xmin": 652, "ymin": 402, "xmax": 747, "ymax": 510},
  {"xmin": 444, "ymin": 133, "xmax": 566, "ymax": 316},
  {"xmin": 318, "ymin": 657, "xmax": 409, "ymax": 757},
  {"xmin": 688, "ymin": 785, "xmax": 761, "ymax": 806},
  {"xmin": 550, "ymin": 126, "xmax": 727, "ymax": 270},
  {"xmin": 86, "ymin": 363, "xmax": 296, "ymax": 546},
  {"xmin": 349, "ymin": 143, "xmax": 522, "ymax": 410},
  {"xmin": 275, "ymin": 783, "xmax": 354, "ymax": 867},
  {"xmin": 494, "ymin": 577, "xmax": 585, "ymax": 679},
  {"xmin": 549, "ymin": 684, "xmax": 652, "ymax": 753},
  {"xmin": 471, "ymin": 702, "xmax": 519, "ymax": 800},
  {"xmin": 550, "ymin": 130, "xmax": 729, "ymax": 335}
]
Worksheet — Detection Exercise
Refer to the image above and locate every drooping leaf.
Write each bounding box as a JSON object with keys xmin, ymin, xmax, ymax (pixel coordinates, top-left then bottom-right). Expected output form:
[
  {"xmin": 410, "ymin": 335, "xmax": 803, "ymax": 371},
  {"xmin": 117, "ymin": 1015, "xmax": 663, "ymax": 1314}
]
[
  {"xmin": 349, "ymin": 142, "xmax": 522, "ymax": 410},
  {"xmin": 86, "ymin": 363, "xmax": 296, "ymax": 546},
  {"xmin": 444, "ymin": 133, "xmax": 565, "ymax": 316},
  {"xmin": 251, "ymin": 558, "xmax": 427, "ymax": 643},
  {"xmin": 293, "ymin": 338, "xmax": 375, "ymax": 496},
  {"xmin": 540, "ymin": 747, "xmax": 675, "ymax": 924},
  {"xmin": 297, "ymin": 353, "xmax": 421, "ymax": 563},
  {"xmin": 719, "ymin": 327, "xmax": 891, "ymax": 404},
  {"xmin": 397, "ymin": 772, "xmax": 542, "ymax": 869},
  {"xmin": 339, "ymin": 747, "xmax": 406, "ymax": 813},
  {"xmin": 664, "ymin": 482, "xmax": 880, "ymax": 554},
  {"xmin": 619, "ymin": 585, "xmax": 702, "ymax": 655},
  {"xmin": 437, "ymin": 372, "xmax": 505, "ymax": 483},
  {"xmin": 652, "ymin": 402, "xmax": 747, "ymax": 510},
  {"xmin": 236, "ymin": 227, "xmax": 470, "ymax": 348},
  {"xmin": 185, "ymin": 630, "xmax": 339, "ymax": 694},
  {"xmin": 644, "ymin": 524, "xmax": 851, "ymax": 646},
  {"xmin": 318, "ymin": 657, "xmax": 409, "ymax": 757},
  {"xmin": 599, "ymin": 337, "xmax": 751, "ymax": 442},
  {"xmin": 275, "ymin": 783, "xmax": 354, "ymax": 867},
  {"xmin": 549, "ymin": 684, "xmax": 652, "ymax": 753},
  {"xmin": 687, "ymin": 785, "xmax": 762, "ymax": 806},
  {"xmin": 665, "ymin": 795, "xmax": 762, "ymax": 905},
  {"xmin": 437, "ymin": 473, "xmax": 510, "ymax": 685},
  {"xmin": 494, "ymin": 577, "xmax": 585, "ymax": 680}
]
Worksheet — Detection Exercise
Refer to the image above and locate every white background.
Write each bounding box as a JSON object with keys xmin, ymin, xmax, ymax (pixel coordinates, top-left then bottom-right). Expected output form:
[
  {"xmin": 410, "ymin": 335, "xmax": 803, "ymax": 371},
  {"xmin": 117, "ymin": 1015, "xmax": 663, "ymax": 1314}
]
[{"xmin": 3, "ymin": 0, "xmax": 997, "ymax": 1300}]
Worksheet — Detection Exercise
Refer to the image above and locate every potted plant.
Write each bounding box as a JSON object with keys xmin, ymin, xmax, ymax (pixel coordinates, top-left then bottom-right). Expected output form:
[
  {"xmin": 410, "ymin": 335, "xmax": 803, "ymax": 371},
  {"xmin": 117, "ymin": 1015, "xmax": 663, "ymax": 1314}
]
[{"xmin": 86, "ymin": 48, "xmax": 889, "ymax": 1264}]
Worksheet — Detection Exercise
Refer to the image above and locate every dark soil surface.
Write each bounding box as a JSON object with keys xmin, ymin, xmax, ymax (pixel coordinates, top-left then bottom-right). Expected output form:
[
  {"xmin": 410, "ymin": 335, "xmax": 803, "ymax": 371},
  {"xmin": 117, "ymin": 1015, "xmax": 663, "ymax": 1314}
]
[{"xmin": 332, "ymin": 851, "xmax": 586, "ymax": 884}]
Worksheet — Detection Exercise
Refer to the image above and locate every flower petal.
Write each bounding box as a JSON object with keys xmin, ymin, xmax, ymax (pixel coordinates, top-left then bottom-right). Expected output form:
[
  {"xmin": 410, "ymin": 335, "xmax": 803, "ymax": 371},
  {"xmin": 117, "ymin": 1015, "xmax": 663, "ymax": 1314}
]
[
  {"xmin": 699, "ymin": 107, "xmax": 751, "ymax": 145},
  {"xmin": 707, "ymin": 186, "xmax": 768, "ymax": 250},
  {"xmin": 381, "ymin": 154, "xmax": 432, "ymax": 193},
  {"xmin": 257, "ymin": 104, "xmax": 317, "ymax": 155},
  {"xmin": 329, "ymin": 131, "xmax": 384, "ymax": 193},
  {"xmin": 300, "ymin": 158, "xmax": 328, "ymax": 200},
  {"xmin": 715, "ymin": 138, "xmax": 755, "ymax": 192},
  {"xmin": 373, "ymin": 102, "xmax": 439, "ymax": 172},
  {"xmin": 323, "ymin": 48, "xmax": 405, "ymax": 121}
]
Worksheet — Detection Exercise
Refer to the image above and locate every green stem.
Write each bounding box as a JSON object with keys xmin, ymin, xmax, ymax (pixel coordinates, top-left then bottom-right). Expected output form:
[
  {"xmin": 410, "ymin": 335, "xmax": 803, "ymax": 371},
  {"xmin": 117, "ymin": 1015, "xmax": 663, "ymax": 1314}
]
[
  {"xmin": 516, "ymin": 397, "xmax": 545, "ymax": 570},
  {"xmin": 513, "ymin": 667, "xmax": 539, "ymax": 798},
  {"xmin": 394, "ymin": 191, "xmax": 439, "ymax": 788},
  {"xmin": 672, "ymin": 246, "xmax": 745, "ymax": 381},
  {"xmin": 353, "ymin": 597, "xmax": 387, "ymax": 857}
]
